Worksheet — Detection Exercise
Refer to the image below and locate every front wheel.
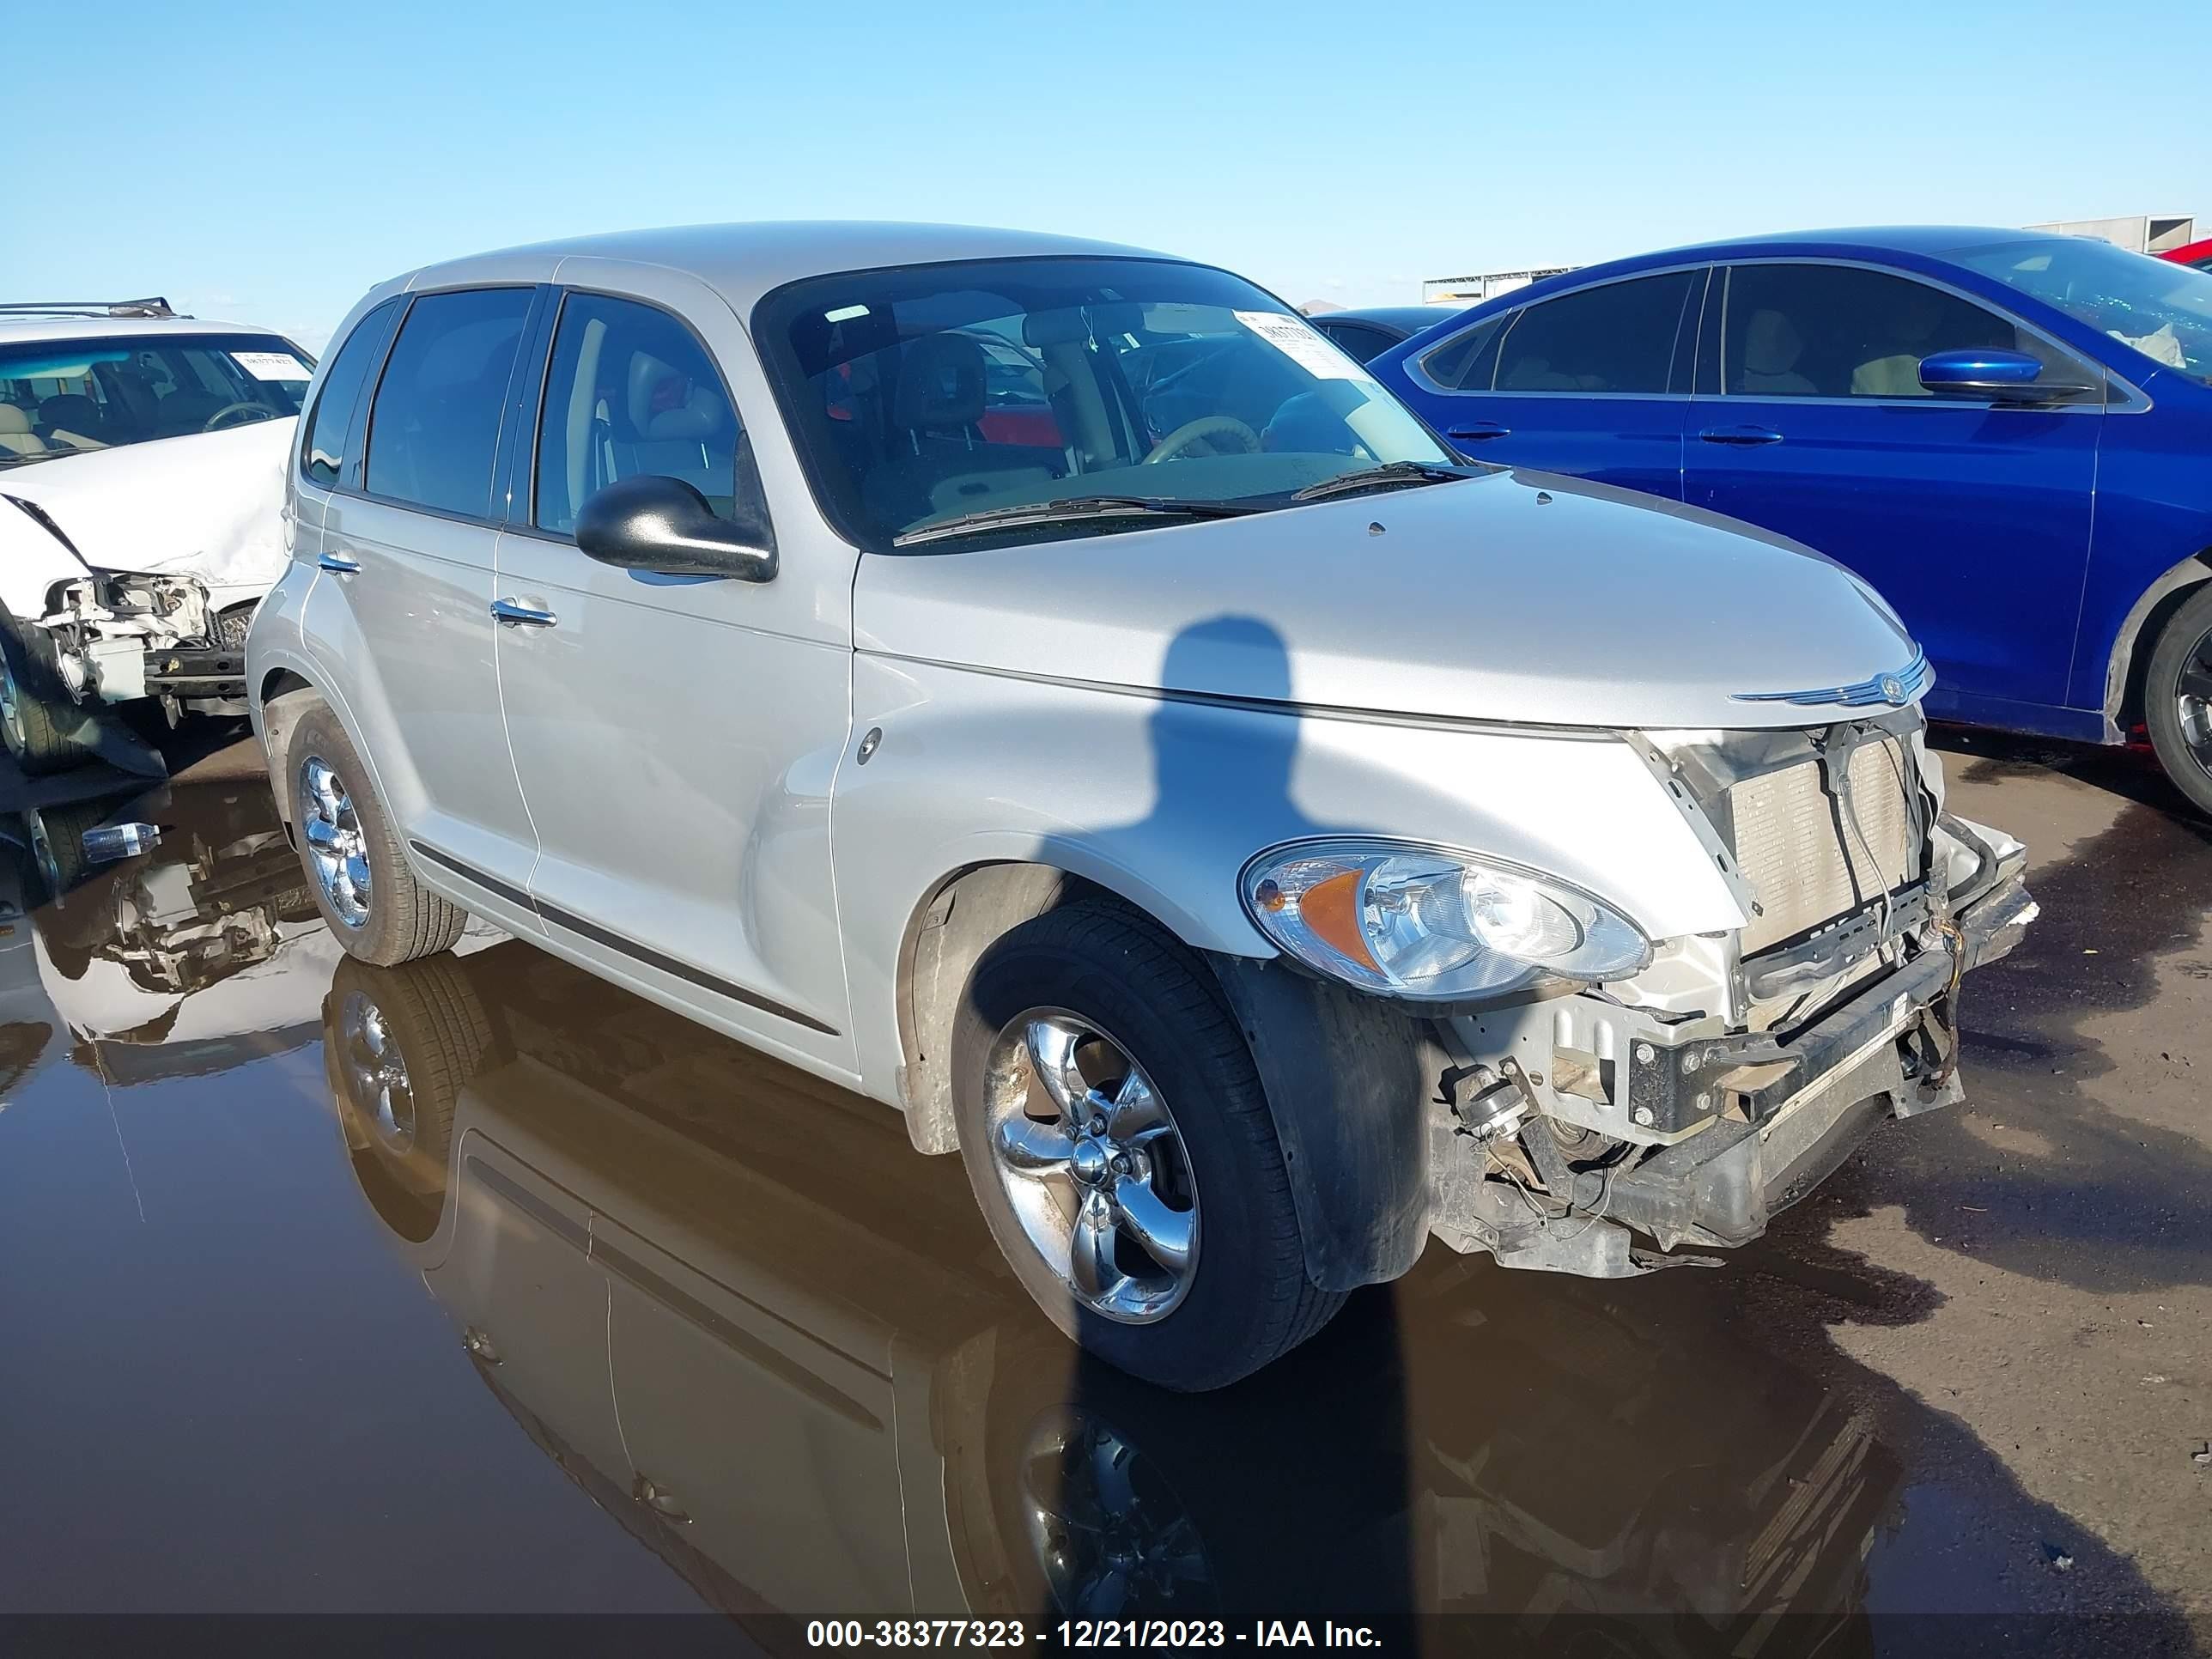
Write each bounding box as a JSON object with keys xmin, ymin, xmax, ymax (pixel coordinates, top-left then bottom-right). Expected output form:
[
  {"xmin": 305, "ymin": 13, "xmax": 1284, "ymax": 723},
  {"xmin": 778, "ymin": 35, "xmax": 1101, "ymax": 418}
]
[
  {"xmin": 952, "ymin": 900, "xmax": 1344, "ymax": 1392},
  {"xmin": 0, "ymin": 622, "xmax": 91, "ymax": 776},
  {"xmin": 2142, "ymin": 583, "xmax": 2212, "ymax": 818}
]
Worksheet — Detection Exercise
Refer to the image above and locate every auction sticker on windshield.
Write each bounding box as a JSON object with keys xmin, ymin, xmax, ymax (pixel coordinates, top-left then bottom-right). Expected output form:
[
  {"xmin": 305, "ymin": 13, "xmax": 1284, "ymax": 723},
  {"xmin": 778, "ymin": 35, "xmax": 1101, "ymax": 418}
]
[
  {"xmin": 232, "ymin": 351, "xmax": 312, "ymax": 381},
  {"xmin": 1233, "ymin": 311, "xmax": 1368, "ymax": 380}
]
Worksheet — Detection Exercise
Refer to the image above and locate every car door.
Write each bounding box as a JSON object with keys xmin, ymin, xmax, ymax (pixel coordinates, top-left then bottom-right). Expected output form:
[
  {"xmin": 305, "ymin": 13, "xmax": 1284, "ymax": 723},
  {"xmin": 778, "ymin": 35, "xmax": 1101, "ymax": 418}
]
[
  {"xmin": 1682, "ymin": 261, "xmax": 2102, "ymax": 714},
  {"xmin": 304, "ymin": 285, "xmax": 546, "ymax": 933},
  {"xmin": 493, "ymin": 264, "xmax": 857, "ymax": 1076},
  {"xmin": 1399, "ymin": 268, "xmax": 1704, "ymax": 500}
]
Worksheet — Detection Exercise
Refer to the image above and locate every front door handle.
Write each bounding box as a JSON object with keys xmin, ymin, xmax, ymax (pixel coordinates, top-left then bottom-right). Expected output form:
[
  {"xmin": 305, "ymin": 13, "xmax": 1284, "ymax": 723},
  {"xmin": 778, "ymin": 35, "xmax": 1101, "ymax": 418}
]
[
  {"xmin": 490, "ymin": 597, "xmax": 558, "ymax": 629},
  {"xmin": 318, "ymin": 550, "xmax": 362, "ymax": 574},
  {"xmin": 1698, "ymin": 424, "xmax": 1784, "ymax": 447},
  {"xmin": 1448, "ymin": 421, "xmax": 1512, "ymax": 441}
]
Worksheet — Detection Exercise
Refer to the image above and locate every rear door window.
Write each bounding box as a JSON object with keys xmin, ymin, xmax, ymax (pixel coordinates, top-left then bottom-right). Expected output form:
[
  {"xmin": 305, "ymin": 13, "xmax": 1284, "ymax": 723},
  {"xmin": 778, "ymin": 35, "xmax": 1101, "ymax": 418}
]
[
  {"xmin": 363, "ymin": 288, "xmax": 532, "ymax": 517},
  {"xmin": 1492, "ymin": 271, "xmax": 1698, "ymax": 394},
  {"xmin": 300, "ymin": 299, "xmax": 401, "ymax": 486}
]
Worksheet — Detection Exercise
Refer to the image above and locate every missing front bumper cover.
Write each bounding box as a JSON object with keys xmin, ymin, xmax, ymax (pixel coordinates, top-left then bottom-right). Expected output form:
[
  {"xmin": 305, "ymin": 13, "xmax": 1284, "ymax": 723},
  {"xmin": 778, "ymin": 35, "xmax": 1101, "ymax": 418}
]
[{"xmin": 1436, "ymin": 862, "xmax": 2037, "ymax": 1273}]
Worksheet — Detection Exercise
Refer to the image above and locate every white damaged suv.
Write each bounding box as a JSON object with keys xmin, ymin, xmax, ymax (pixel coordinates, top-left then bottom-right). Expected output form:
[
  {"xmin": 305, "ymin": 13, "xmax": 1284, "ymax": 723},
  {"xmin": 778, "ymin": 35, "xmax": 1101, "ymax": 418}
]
[
  {"xmin": 0, "ymin": 299, "xmax": 313, "ymax": 775},
  {"xmin": 248, "ymin": 224, "xmax": 2038, "ymax": 1389}
]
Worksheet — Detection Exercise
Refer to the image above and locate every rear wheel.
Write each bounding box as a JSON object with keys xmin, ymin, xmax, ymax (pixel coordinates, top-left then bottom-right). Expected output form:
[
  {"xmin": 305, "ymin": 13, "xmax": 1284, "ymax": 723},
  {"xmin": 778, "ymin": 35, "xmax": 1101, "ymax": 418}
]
[
  {"xmin": 952, "ymin": 900, "xmax": 1344, "ymax": 1392},
  {"xmin": 283, "ymin": 701, "xmax": 466, "ymax": 964},
  {"xmin": 0, "ymin": 621, "xmax": 90, "ymax": 776},
  {"xmin": 2142, "ymin": 583, "xmax": 2212, "ymax": 818}
]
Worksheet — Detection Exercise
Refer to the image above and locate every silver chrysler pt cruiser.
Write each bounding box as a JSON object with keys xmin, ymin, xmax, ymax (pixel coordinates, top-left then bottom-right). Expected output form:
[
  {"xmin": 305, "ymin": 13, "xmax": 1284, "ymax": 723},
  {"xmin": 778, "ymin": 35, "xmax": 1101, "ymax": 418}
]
[{"xmin": 249, "ymin": 223, "xmax": 2036, "ymax": 1390}]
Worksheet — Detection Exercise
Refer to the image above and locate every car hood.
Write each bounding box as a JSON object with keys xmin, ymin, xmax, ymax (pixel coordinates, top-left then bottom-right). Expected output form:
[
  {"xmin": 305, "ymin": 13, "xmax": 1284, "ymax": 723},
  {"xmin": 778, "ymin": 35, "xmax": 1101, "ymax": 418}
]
[
  {"xmin": 0, "ymin": 419, "xmax": 294, "ymax": 592},
  {"xmin": 853, "ymin": 468, "xmax": 1921, "ymax": 731}
]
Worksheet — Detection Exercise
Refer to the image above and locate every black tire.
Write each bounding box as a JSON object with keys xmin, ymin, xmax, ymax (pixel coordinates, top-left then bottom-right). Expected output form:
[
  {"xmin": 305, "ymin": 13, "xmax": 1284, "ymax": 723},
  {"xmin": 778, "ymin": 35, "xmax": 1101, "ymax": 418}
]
[
  {"xmin": 326, "ymin": 953, "xmax": 494, "ymax": 1243},
  {"xmin": 952, "ymin": 900, "xmax": 1345, "ymax": 1392},
  {"xmin": 0, "ymin": 620, "xmax": 91, "ymax": 776},
  {"xmin": 283, "ymin": 700, "xmax": 466, "ymax": 965},
  {"xmin": 2143, "ymin": 583, "xmax": 2212, "ymax": 818}
]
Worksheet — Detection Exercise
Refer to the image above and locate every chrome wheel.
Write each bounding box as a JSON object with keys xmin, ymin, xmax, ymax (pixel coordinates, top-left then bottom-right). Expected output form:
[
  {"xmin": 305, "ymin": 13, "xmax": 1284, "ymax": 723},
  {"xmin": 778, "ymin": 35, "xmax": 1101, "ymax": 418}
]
[
  {"xmin": 985, "ymin": 1010, "xmax": 1200, "ymax": 1323},
  {"xmin": 339, "ymin": 992, "xmax": 415, "ymax": 1148},
  {"xmin": 1020, "ymin": 1408, "xmax": 1213, "ymax": 1615},
  {"xmin": 299, "ymin": 755, "xmax": 372, "ymax": 928},
  {"xmin": 2173, "ymin": 626, "xmax": 2212, "ymax": 778}
]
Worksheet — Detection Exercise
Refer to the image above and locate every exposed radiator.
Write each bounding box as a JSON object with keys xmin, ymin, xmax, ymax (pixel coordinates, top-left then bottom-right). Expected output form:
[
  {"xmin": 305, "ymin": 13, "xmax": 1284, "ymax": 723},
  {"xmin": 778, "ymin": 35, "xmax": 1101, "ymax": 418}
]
[{"xmin": 1729, "ymin": 738, "xmax": 1920, "ymax": 956}]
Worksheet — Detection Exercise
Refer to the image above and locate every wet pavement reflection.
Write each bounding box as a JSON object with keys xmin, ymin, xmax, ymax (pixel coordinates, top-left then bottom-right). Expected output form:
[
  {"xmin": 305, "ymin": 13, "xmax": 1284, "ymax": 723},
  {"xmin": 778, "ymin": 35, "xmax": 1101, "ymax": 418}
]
[{"xmin": 0, "ymin": 760, "xmax": 2204, "ymax": 1653}]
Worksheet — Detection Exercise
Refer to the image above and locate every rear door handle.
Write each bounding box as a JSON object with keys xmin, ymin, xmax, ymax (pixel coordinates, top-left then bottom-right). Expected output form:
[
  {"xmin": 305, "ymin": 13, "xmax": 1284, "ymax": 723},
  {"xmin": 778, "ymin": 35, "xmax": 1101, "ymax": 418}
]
[
  {"xmin": 1698, "ymin": 424, "xmax": 1784, "ymax": 447},
  {"xmin": 490, "ymin": 597, "xmax": 557, "ymax": 629},
  {"xmin": 1447, "ymin": 421, "xmax": 1512, "ymax": 441},
  {"xmin": 318, "ymin": 550, "xmax": 362, "ymax": 574}
]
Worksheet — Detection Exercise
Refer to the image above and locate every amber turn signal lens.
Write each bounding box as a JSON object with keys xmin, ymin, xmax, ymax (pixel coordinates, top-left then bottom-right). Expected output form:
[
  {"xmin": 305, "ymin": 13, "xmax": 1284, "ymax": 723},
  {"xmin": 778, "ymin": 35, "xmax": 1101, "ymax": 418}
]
[{"xmin": 1295, "ymin": 867, "xmax": 1378, "ymax": 973}]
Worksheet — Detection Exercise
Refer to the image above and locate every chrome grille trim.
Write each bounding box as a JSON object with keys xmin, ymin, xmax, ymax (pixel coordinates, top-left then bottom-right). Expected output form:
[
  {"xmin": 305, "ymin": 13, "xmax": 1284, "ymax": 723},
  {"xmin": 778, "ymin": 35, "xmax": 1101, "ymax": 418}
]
[
  {"xmin": 1731, "ymin": 738, "xmax": 1920, "ymax": 957},
  {"xmin": 1730, "ymin": 649, "xmax": 1931, "ymax": 709}
]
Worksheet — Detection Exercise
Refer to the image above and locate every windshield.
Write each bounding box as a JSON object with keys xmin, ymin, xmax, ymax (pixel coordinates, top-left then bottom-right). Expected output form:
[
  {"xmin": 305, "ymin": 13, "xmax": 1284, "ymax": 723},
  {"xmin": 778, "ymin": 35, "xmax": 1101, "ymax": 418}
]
[
  {"xmin": 1946, "ymin": 237, "xmax": 2212, "ymax": 385},
  {"xmin": 753, "ymin": 257, "xmax": 1454, "ymax": 550},
  {"xmin": 0, "ymin": 332, "xmax": 314, "ymax": 467}
]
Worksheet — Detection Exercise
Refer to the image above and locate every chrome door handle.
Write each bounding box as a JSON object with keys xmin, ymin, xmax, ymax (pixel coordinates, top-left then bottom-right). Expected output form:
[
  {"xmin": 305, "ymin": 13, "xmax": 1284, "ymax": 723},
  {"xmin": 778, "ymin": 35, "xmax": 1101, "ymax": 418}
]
[
  {"xmin": 1698, "ymin": 424, "xmax": 1784, "ymax": 447},
  {"xmin": 490, "ymin": 597, "xmax": 557, "ymax": 628},
  {"xmin": 318, "ymin": 550, "xmax": 363, "ymax": 574}
]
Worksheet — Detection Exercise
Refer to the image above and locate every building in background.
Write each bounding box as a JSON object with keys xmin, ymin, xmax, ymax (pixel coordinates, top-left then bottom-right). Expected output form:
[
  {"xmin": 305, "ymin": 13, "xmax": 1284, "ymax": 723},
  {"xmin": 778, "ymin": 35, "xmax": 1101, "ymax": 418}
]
[
  {"xmin": 2026, "ymin": 215, "xmax": 2196, "ymax": 255},
  {"xmin": 1420, "ymin": 266, "xmax": 1574, "ymax": 304}
]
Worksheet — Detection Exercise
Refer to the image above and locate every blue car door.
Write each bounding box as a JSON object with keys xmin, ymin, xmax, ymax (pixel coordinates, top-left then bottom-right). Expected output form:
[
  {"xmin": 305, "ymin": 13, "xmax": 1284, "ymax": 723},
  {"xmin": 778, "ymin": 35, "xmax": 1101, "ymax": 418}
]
[
  {"xmin": 1681, "ymin": 261, "xmax": 2101, "ymax": 716},
  {"xmin": 1398, "ymin": 266, "xmax": 1705, "ymax": 501}
]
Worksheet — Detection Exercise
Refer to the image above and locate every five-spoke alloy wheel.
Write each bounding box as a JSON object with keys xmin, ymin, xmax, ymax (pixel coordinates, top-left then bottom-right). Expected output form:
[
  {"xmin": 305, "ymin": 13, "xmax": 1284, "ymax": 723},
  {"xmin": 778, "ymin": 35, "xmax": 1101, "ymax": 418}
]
[
  {"xmin": 284, "ymin": 699, "xmax": 467, "ymax": 965},
  {"xmin": 954, "ymin": 899, "xmax": 1344, "ymax": 1391},
  {"xmin": 301, "ymin": 755, "xmax": 374, "ymax": 928},
  {"xmin": 985, "ymin": 1010, "xmax": 1200, "ymax": 1323}
]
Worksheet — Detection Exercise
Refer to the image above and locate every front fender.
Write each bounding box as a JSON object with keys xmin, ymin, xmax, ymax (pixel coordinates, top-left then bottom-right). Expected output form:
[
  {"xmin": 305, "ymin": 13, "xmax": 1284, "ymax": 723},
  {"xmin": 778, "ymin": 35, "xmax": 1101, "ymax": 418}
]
[{"xmin": 834, "ymin": 652, "xmax": 1740, "ymax": 1121}]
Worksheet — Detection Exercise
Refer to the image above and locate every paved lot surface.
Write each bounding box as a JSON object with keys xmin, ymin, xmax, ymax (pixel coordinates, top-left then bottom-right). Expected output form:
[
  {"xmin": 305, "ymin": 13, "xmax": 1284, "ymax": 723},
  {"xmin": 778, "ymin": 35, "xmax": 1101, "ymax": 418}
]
[{"xmin": 0, "ymin": 727, "xmax": 2204, "ymax": 1652}]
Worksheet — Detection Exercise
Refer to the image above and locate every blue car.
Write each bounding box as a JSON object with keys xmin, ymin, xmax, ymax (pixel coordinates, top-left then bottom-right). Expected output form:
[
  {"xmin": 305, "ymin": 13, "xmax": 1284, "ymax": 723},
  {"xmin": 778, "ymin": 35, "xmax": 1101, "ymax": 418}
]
[{"xmin": 1369, "ymin": 228, "xmax": 2212, "ymax": 811}]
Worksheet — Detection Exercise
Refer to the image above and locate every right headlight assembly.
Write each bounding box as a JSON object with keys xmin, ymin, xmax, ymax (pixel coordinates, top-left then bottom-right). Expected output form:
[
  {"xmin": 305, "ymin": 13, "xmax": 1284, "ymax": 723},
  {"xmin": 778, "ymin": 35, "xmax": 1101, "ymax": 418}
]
[{"xmin": 1238, "ymin": 839, "xmax": 1650, "ymax": 1002}]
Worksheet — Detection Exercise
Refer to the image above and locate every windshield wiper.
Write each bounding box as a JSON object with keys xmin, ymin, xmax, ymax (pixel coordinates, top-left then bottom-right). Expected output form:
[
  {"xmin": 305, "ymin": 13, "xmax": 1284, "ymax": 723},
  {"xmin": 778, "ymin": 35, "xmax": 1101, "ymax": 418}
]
[
  {"xmin": 1290, "ymin": 461, "xmax": 1473, "ymax": 502},
  {"xmin": 892, "ymin": 495, "xmax": 1260, "ymax": 548}
]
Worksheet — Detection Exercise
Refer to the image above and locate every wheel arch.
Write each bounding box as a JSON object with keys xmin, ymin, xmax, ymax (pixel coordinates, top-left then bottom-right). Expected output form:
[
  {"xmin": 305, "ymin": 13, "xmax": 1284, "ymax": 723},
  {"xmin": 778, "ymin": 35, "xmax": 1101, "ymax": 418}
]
[
  {"xmin": 257, "ymin": 668, "xmax": 323, "ymax": 827},
  {"xmin": 2104, "ymin": 550, "xmax": 2212, "ymax": 737},
  {"xmin": 893, "ymin": 860, "xmax": 1121, "ymax": 1157}
]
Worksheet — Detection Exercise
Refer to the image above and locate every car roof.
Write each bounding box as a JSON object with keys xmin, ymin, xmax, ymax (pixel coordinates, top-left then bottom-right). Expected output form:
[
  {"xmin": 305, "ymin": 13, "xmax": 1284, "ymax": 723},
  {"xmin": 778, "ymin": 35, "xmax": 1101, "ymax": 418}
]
[
  {"xmin": 1316, "ymin": 306, "xmax": 1462, "ymax": 334},
  {"xmin": 0, "ymin": 313, "xmax": 284, "ymax": 347},
  {"xmin": 1488, "ymin": 227, "xmax": 2073, "ymax": 301},
  {"xmin": 397, "ymin": 221, "xmax": 1182, "ymax": 315}
]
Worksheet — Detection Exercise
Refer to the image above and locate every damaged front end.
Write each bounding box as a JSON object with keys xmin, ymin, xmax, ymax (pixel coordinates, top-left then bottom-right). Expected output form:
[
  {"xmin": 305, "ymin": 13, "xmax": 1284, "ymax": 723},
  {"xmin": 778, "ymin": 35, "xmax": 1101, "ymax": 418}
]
[
  {"xmin": 1215, "ymin": 704, "xmax": 2036, "ymax": 1294},
  {"xmin": 34, "ymin": 565, "xmax": 253, "ymax": 725},
  {"xmin": 1425, "ymin": 708, "xmax": 2035, "ymax": 1279}
]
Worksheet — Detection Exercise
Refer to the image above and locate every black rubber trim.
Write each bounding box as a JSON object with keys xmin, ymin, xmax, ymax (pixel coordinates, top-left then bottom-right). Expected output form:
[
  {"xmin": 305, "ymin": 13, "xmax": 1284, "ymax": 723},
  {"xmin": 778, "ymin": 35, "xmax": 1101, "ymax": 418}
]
[
  {"xmin": 410, "ymin": 839, "xmax": 535, "ymax": 910},
  {"xmin": 409, "ymin": 838, "xmax": 839, "ymax": 1037}
]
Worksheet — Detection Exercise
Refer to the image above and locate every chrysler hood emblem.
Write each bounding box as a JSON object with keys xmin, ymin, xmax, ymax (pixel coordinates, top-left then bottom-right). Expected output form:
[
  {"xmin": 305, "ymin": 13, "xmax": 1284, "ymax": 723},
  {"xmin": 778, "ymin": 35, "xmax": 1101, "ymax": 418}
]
[{"xmin": 1731, "ymin": 649, "xmax": 1931, "ymax": 710}]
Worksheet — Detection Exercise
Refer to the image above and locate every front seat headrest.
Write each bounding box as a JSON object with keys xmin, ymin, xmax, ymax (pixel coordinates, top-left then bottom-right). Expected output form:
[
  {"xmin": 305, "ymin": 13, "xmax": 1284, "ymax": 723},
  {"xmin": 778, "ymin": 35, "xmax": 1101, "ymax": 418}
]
[
  {"xmin": 626, "ymin": 350, "xmax": 726, "ymax": 440},
  {"xmin": 893, "ymin": 333, "xmax": 988, "ymax": 431},
  {"xmin": 38, "ymin": 392, "xmax": 103, "ymax": 434}
]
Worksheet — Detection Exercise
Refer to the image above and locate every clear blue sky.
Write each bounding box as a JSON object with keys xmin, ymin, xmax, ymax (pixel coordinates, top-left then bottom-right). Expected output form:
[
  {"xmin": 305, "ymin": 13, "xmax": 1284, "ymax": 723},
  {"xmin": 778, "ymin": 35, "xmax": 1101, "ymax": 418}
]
[{"xmin": 9, "ymin": 0, "xmax": 2205, "ymax": 348}]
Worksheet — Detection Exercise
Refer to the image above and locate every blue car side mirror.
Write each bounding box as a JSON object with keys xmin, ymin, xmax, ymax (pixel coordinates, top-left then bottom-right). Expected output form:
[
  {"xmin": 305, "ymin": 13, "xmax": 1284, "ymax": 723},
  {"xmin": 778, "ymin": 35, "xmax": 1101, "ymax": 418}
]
[{"xmin": 1917, "ymin": 348, "xmax": 2100, "ymax": 403}]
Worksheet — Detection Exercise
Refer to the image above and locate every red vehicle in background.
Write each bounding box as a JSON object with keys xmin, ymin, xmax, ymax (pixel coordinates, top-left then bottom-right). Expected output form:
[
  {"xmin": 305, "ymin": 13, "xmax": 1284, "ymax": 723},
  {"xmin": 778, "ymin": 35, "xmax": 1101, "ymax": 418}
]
[{"xmin": 2161, "ymin": 237, "xmax": 2212, "ymax": 272}]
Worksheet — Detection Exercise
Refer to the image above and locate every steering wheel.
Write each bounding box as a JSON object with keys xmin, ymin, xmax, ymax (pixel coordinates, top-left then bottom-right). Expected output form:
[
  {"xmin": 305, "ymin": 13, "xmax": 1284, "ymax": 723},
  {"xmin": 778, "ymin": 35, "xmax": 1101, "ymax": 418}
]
[
  {"xmin": 1141, "ymin": 416, "xmax": 1261, "ymax": 465},
  {"xmin": 202, "ymin": 402, "xmax": 275, "ymax": 432}
]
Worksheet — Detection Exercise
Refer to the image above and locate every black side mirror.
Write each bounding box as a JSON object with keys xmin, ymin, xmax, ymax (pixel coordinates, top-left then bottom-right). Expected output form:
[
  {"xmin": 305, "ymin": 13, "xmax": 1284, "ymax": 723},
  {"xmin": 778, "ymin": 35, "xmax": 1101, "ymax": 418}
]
[
  {"xmin": 1917, "ymin": 347, "xmax": 2100, "ymax": 404},
  {"xmin": 574, "ymin": 475, "xmax": 776, "ymax": 582}
]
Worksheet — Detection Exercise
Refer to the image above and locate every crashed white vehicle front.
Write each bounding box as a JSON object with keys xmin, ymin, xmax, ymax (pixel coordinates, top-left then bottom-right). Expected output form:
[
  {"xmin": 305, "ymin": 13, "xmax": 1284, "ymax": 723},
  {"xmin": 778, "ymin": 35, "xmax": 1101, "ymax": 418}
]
[{"xmin": 0, "ymin": 307, "xmax": 312, "ymax": 773}]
